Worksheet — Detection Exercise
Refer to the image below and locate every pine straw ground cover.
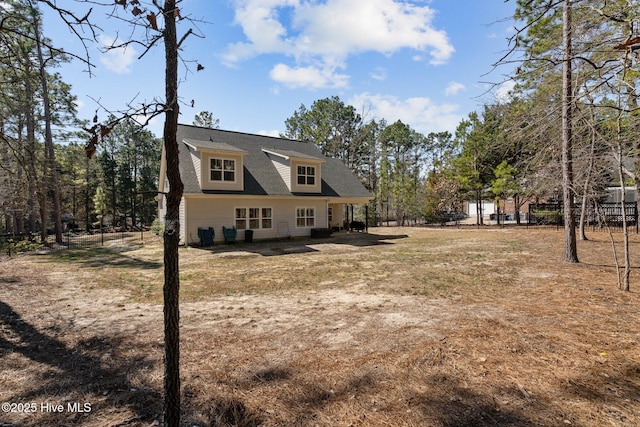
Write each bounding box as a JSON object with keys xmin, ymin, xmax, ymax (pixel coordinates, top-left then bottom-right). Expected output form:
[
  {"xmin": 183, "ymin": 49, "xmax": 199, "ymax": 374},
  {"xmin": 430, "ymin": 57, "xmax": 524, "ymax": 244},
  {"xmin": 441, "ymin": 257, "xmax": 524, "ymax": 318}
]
[{"xmin": 0, "ymin": 226, "xmax": 638, "ymax": 427}]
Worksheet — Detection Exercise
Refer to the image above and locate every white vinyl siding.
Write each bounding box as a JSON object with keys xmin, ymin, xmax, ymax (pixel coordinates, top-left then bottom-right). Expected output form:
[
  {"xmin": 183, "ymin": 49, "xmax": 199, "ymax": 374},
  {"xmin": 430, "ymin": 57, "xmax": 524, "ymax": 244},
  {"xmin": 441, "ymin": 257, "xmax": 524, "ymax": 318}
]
[
  {"xmin": 183, "ymin": 197, "xmax": 327, "ymax": 245},
  {"xmin": 189, "ymin": 146, "xmax": 202, "ymax": 187},
  {"xmin": 269, "ymin": 155, "xmax": 291, "ymax": 189},
  {"xmin": 264, "ymin": 152, "xmax": 322, "ymax": 193},
  {"xmin": 178, "ymin": 197, "xmax": 186, "ymax": 243}
]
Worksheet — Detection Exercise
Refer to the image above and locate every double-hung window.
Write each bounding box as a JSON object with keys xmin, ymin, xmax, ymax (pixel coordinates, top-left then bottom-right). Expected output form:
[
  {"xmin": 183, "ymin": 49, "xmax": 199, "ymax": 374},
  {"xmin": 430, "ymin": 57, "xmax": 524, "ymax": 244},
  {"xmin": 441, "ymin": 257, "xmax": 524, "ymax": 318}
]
[
  {"xmin": 297, "ymin": 165, "xmax": 315, "ymax": 186},
  {"xmin": 235, "ymin": 207, "xmax": 272, "ymax": 230},
  {"xmin": 296, "ymin": 207, "xmax": 315, "ymax": 227},
  {"xmin": 210, "ymin": 158, "xmax": 235, "ymax": 182}
]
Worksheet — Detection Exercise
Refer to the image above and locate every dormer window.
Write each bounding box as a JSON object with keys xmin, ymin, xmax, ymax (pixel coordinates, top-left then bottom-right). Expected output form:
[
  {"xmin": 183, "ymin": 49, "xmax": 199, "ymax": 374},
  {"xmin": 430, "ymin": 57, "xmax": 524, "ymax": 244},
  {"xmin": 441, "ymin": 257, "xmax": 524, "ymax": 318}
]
[
  {"xmin": 297, "ymin": 165, "xmax": 316, "ymax": 186},
  {"xmin": 210, "ymin": 158, "xmax": 236, "ymax": 182},
  {"xmin": 262, "ymin": 147, "xmax": 324, "ymax": 193}
]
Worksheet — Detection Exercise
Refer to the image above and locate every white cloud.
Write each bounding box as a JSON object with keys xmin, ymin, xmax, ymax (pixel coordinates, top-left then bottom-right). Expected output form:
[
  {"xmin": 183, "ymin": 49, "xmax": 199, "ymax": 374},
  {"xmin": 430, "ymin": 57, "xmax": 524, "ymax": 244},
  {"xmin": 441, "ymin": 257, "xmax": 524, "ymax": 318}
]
[
  {"xmin": 370, "ymin": 67, "xmax": 387, "ymax": 81},
  {"xmin": 269, "ymin": 63, "xmax": 349, "ymax": 89},
  {"xmin": 258, "ymin": 129, "xmax": 282, "ymax": 137},
  {"xmin": 225, "ymin": 0, "xmax": 454, "ymax": 89},
  {"xmin": 292, "ymin": 0, "xmax": 453, "ymax": 63},
  {"xmin": 73, "ymin": 98, "xmax": 85, "ymax": 111},
  {"xmin": 98, "ymin": 35, "xmax": 137, "ymax": 74},
  {"xmin": 445, "ymin": 82, "xmax": 465, "ymax": 96},
  {"xmin": 349, "ymin": 92, "xmax": 462, "ymax": 134},
  {"xmin": 223, "ymin": 1, "xmax": 297, "ymax": 64},
  {"xmin": 495, "ymin": 80, "xmax": 516, "ymax": 103}
]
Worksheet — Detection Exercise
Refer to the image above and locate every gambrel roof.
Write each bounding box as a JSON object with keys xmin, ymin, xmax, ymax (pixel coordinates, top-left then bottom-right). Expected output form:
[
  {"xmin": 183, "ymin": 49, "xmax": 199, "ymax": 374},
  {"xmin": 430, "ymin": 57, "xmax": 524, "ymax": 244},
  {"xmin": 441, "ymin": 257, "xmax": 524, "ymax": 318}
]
[{"xmin": 175, "ymin": 124, "xmax": 372, "ymax": 199}]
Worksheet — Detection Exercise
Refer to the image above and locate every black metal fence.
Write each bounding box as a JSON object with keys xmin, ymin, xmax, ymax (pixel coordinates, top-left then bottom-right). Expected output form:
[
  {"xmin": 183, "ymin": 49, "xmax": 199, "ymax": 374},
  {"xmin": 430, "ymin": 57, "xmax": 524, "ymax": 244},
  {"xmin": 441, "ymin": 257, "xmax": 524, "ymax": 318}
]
[
  {"xmin": 1, "ymin": 229, "xmax": 151, "ymax": 253},
  {"xmin": 528, "ymin": 202, "xmax": 639, "ymax": 232},
  {"xmin": 528, "ymin": 203, "xmax": 563, "ymax": 225}
]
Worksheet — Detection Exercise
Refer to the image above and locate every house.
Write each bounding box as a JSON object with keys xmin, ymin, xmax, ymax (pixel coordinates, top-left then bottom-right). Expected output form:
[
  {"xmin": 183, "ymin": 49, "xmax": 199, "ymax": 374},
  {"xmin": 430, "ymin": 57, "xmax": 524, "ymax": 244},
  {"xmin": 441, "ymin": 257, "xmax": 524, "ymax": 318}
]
[
  {"xmin": 466, "ymin": 199, "xmax": 533, "ymax": 222},
  {"xmin": 465, "ymin": 200, "xmax": 495, "ymax": 220},
  {"xmin": 604, "ymin": 186, "xmax": 638, "ymax": 203},
  {"xmin": 158, "ymin": 124, "xmax": 372, "ymax": 245}
]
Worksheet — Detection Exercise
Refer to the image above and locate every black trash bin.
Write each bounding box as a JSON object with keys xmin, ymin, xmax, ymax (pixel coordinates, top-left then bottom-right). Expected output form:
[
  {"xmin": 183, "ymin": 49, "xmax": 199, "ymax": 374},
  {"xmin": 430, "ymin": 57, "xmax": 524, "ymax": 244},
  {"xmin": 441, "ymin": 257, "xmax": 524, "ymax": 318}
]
[{"xmin": 245, "ymin": 229, "xmax": 254, "ymax": 243}]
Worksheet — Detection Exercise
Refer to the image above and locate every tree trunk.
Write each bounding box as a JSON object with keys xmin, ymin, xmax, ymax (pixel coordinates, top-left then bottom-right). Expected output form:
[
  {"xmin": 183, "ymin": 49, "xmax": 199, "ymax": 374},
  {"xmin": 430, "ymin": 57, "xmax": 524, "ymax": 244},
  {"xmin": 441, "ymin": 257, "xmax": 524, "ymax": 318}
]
[
  {"xmin": 31, "ymin": 6, "xmax": 63, "ymax": 244},
  {"xmin": 24, "ymin": 66, "xmax": 39, "ymax": 236},
  {"xmin": 162, "ymin": 1, "xmax": 184, "ymax": 426},
  {"xmin": 562, "ymin": 0, "xmax": 578, "ymax": 262},
  {"xmin": 579, "ymin": 123, "xmax": 596, "ymax": 241},
  {"xmin": 85, "ymin": 157, "xmax": 91, "ymax": 231},
  {"xmin": 476, "ymin": 190, "xmax": 483, "ymax": 226},
  {"xmin": 616, "ymin": 92, "xmax": 631, "ymax": 291},
  {"xmin": 617, "ymin": 154, "xmax": 630, "ymax": 291}
]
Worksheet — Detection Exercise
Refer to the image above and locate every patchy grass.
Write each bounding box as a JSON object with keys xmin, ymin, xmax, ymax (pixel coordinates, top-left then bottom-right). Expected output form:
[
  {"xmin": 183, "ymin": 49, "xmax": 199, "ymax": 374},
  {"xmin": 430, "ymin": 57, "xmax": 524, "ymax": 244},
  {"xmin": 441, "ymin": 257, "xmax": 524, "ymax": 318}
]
[{"xmin": 0, "ymin": 226, "xmax": 639, "ymax": 426}]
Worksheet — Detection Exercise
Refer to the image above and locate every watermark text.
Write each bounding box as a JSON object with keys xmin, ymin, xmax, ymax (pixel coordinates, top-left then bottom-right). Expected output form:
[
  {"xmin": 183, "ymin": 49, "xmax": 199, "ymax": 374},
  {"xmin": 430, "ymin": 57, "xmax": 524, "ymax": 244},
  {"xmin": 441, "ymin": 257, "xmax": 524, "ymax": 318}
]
[{"xmin": 2, "ymin": 401, "xmax": 92, "ymax": 414}]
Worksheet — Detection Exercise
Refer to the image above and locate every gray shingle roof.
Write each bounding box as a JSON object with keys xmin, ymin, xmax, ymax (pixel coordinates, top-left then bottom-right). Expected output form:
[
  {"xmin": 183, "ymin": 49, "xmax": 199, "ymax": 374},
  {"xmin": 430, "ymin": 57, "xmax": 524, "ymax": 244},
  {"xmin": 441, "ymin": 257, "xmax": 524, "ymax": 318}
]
[
  {"xmin": 183, "ymin": 138, "xmax": 248, "ymax": 154},
  {"xmin": 261, "ymin": 148, "xmax": 323, "ymax": 161},
  {"xmin": 176, "ymin": 124, "xmax": 372, "ymax": 199}
]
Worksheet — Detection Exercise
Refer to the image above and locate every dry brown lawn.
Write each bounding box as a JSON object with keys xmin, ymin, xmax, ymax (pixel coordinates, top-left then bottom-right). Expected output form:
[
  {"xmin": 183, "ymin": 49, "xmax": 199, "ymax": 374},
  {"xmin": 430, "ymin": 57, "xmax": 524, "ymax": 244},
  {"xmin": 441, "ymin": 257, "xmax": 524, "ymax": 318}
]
[{"xmin": 0, "ymin": 226, "xmax": 638, "ymax": 427}]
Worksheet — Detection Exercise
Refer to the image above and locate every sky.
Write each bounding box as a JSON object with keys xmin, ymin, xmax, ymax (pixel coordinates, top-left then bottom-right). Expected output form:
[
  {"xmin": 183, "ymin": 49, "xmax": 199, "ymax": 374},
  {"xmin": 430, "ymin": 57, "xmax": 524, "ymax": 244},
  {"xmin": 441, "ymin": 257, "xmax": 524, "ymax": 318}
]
[{"xmin": 42, "ymin": 0, "xmax": 519, "ymax": 140}]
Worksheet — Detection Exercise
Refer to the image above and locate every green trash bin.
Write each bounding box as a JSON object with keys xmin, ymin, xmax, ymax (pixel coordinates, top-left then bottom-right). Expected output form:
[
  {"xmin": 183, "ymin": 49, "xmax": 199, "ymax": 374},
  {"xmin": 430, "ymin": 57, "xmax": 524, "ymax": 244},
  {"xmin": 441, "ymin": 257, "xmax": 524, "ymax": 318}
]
[{"xmin": 245, "ymin": 229, "xmax": 254, "ymax": 243}]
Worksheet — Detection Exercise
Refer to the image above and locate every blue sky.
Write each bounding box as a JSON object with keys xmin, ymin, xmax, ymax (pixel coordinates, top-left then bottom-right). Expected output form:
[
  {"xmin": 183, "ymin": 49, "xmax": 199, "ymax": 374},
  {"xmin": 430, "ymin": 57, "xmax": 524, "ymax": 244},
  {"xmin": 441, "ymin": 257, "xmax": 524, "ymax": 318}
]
[{"xmin": 43, "ymin": 0, "xmax": 518, "ymax": 139}]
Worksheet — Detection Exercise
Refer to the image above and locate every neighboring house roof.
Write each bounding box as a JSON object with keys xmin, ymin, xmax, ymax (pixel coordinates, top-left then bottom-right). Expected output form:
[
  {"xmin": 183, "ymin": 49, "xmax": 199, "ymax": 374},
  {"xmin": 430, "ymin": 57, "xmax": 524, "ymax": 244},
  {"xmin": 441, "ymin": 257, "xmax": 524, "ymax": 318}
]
[{"xmin": 175, "ymin": 124, "xmax": 372, "ymax": 199}]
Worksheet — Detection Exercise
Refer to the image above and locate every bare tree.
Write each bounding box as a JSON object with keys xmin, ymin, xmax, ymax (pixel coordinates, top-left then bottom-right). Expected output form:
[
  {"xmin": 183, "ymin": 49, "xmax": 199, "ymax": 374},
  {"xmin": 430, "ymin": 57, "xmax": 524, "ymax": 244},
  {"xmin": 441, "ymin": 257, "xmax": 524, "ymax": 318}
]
[
  {"xmin": 159, "ymin": 2, "xmax": 184, "ymax": 424},
  {"xmin": 89, "ymin": 2, "xmax": 191, "ymax": 424},
  {"xmin": 30, "ymin": 0, "xmax": 199, "ymax": 423}
]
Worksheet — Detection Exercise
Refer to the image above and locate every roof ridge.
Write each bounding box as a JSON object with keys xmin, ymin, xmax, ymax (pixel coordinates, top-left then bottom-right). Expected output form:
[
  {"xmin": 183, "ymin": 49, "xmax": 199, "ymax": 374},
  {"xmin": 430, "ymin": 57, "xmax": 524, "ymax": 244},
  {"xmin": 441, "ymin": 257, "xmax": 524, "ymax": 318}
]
[{"xmin": 178, "ymin": 123, "xmax": 307, "ymax": 144}]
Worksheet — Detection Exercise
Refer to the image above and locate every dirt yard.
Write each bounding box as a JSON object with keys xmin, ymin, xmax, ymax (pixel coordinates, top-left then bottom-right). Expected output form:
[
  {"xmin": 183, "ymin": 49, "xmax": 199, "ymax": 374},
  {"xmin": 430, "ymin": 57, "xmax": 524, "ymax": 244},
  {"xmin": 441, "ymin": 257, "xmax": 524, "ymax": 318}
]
[{"xmin": 0, "ymin": 227, "xmax": 638, "ymax": 426}]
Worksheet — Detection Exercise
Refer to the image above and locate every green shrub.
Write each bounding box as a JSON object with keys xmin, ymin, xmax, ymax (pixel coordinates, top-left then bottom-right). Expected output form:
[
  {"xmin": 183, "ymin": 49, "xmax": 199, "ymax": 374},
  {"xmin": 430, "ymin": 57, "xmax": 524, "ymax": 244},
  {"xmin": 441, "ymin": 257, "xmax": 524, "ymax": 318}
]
[
  {"xmin": 2, "ymin": 239, "xmax": 43, "ymax": 255},
  {"xmin": 151, "ymin": 218, "xmax": 164, "ymax": 236}
]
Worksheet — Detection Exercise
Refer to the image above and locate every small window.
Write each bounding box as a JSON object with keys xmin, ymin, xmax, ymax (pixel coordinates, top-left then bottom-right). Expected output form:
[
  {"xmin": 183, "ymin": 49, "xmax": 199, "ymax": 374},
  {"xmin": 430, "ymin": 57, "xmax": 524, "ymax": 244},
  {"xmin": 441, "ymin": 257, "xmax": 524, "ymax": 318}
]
[
  {"xmin": 224, "ymin": 159, "xmax": 235, "ymax": 181},
  {"xmin": 296, "ymin": 207, "xmax": 315, "ymax": 228},
  {"xmin": 211, "ymin": 158, "xmax": 235, "ymax": 182},
  {"xmin": 249, "ymin": 208, "xmax": 260, "ymax": 229},
  {"xmin": 211, "ymin": 159, "xmax": 222, "ymax": 181},
  {"xmin": 235, "ymin": 208, "xmax": 247, "ymax": 229},
  {"xmin": 306, "ymin": 166, "xmax": 315, "ymax": 185},
  {"xmin": 261, "ymin": 208, "xmax": 272, "ymax": 229},
  {"xmin": 297, "ymin": 165, "xmax": 316, "ymax": 186}
]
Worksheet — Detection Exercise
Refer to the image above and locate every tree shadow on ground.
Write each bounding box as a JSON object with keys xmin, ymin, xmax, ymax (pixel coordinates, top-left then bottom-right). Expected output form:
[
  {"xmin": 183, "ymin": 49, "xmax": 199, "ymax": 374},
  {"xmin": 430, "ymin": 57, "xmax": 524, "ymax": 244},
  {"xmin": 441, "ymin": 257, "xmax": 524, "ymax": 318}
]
[
  {"xmin": 578, "ymin": 261, "xmax": 640, "ymax": 270},
  {"xmin": 180, "ymin": 360, "xmax": 638, "ymax": 427},
  {"xmin": 36, "ymin": 246, "xmax": 161, "ymax": 270},
  {"xmin": 408, "ymin": 376, "xmax": 534, "ymax": 427},
  {"xmin": 0, "ymin": 298, "xmax": 161, "ymax": 426},
  {"xmin": 563, "ymin": 362, "xmax": 640, "ymax": 424},
  {"xmin": 182, "ymin": 365, "xmax": 379, "ymax": 427},
  {"xmin": 194, "ymin": 231, "xmax": 409, "ymax": 257}
]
